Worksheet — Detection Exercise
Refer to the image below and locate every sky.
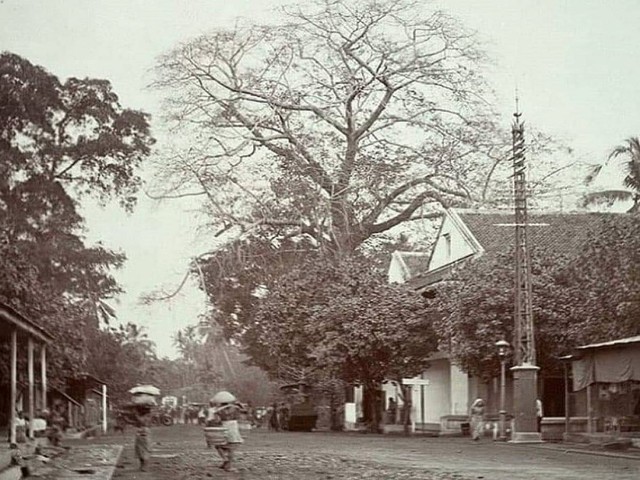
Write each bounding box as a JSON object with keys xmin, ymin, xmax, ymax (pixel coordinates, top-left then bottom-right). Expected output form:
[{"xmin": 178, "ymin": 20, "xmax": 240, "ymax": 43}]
[{"xmin": 2, "ymin": 0, "xmax": 639, "ymax": 357}]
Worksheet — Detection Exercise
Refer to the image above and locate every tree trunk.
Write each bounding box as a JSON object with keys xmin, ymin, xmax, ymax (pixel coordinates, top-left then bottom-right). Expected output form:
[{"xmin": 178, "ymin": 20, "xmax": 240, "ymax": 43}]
[
  {"xmin": 401, "ymin": 384, "xmax": 413, "ymax": 435},
  {"xmin": 363, "ymin": 383, "xmax": 382, "ymax": 433},
  {"xmin": 329, "ymin": 382, "xmax": 345, "ymax": 431}
]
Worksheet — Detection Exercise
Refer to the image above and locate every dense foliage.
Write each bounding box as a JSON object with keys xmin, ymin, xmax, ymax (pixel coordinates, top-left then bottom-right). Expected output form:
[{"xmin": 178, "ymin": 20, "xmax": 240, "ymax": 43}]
[
  {"xmin": 431, "ymin": 215, "xmax": 640, "ymax": 380},
  {"xmin": 253, "ymin": 257, "xmax": 437, "ymax": 383}
]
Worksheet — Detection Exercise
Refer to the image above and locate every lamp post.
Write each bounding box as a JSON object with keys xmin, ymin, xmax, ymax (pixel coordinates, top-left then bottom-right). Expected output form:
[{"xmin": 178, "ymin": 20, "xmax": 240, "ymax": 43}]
[{"xmin": 496, "ymin": 339, "xmax": 511, "ymax": 441}]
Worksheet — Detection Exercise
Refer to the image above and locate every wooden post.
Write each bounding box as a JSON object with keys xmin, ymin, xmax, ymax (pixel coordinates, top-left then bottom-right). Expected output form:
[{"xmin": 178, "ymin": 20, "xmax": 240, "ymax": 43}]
[
  {"xmin": 10, "ymin": 329, "xmax": 18, "ymax": 444},
  {"xmin": 586, "ymin": 383, "xmax": 592, "ymax": 434},
  {"xmin": 41, "ymin": 344, "xmax": 47, "ymax": 410},
  {"xmin": 563, "ymin": 361, "xmax": 570, "ymax": 436},
  {"xmin": 102, "ymin": 384, "xmax": 108, "ymax": 434},
  {"xmin": 28, "ymin": 336, "xmax": 35, "ymax": 439},
  {"xmin": 420, "ymin": 384, "xmax": 425, "ymax": 431}
]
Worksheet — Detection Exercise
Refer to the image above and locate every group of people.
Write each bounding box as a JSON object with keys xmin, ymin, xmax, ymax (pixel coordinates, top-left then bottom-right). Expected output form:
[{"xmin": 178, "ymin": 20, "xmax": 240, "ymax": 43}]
[
  {"xmin": 9, "ymin": 408, "xmax": 65, "ymax": 445},
  {"xmin": 266, "ymin": 402, "xmax": 290, "ymax": 431}
]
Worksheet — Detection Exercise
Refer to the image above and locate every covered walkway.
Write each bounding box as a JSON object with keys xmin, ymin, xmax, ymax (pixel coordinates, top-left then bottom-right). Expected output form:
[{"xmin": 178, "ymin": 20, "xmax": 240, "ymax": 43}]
[{"xmin": 0, "ymin": 302, "xmax": 52, "ymax": 443}]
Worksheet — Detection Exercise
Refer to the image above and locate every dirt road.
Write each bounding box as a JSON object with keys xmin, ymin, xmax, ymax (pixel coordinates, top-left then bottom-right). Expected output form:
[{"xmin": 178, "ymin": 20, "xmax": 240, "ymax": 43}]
[{"xmin": 78, "ymin": 425, "xmax": 640, "ymax": 479}]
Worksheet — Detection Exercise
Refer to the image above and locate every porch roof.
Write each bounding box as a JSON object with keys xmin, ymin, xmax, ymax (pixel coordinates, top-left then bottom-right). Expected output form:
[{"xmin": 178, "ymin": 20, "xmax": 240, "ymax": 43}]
[
  {"xmin": 0, "ymin": 302, "xmax": 53, "ymax": 344},
  {"xmin": 576, "ymin": 335, "xmax": 640, "ymax": 351},
  {"xmin": 52, "ymin": 387, "xmax": 83, "ymax": 407}
]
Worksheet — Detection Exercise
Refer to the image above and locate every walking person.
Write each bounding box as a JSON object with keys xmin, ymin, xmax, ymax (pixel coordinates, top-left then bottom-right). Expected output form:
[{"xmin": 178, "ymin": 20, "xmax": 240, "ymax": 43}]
[
  {"xmin": 469, "ymin": 398, "xmax": 485, "ymax": 441},
  {"xmin": 268, "ymin": 402, "xmax": 280, "ymax": 431},
  {"xmin": 134, "ymin": 407, "xmax": 152, "ymax": 472},
  {"xmin": 209, "ymin": 391, "xmax": 247, "ymax": 472},
  {"xmin": 536, "ymin": 398, "xmax": 544, "ymax": 433}
]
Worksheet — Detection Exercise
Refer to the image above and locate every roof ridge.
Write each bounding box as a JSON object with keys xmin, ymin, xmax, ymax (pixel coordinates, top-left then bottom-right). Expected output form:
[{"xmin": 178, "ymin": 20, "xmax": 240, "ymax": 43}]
[{"xmin": 452, "ymin": 208, "xmax": 626, "ymax": 216}]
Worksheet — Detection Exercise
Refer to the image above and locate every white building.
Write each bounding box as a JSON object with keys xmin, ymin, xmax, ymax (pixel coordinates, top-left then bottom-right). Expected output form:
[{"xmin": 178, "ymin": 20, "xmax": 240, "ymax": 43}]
[{"xmin": 346, "ymin": 208, "xmax": 612, "ymax": 434}]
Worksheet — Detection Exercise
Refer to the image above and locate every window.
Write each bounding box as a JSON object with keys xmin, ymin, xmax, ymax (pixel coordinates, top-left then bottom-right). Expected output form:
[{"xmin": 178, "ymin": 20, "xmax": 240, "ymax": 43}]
[{"xmin": 443, "ymin": 233, "xmax": 452, "ymax": 262}]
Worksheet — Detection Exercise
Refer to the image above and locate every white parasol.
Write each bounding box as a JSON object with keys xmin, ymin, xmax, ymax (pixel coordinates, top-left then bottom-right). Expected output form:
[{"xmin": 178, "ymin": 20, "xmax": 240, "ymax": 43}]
[
  {"xmin": 129, "ymin": 385, "xmax": 161, "ymax": 396},
  {"xmin": 211, "ymin": 391, "xmax": 236, "ymax": 404}
]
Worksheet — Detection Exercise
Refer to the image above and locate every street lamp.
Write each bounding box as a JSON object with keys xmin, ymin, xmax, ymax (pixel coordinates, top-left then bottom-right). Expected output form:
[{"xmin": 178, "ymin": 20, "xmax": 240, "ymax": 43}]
[{"xmin": 495, "ymin": 339, "xmax": 511, "ymax": 441}]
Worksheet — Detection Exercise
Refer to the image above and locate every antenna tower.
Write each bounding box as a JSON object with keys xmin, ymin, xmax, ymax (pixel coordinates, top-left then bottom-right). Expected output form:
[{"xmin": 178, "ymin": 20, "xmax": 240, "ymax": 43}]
[{"xmin": 512, "ymin": 111, "xmax": 536, "ymax": 366}]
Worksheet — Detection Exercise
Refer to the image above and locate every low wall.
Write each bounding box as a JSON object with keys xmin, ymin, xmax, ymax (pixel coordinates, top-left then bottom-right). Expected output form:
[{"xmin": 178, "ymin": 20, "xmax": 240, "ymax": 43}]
[
  {"xmin": 440, "ymin": 415, "xmax": 468, "ymax": 436},
  {"xmin": 382, "ymin": 422, "xmax": 440, "ymax": 436},
  {"xmin": 542, "ymin": 417, "xmax": 588, "ymax": 442}
]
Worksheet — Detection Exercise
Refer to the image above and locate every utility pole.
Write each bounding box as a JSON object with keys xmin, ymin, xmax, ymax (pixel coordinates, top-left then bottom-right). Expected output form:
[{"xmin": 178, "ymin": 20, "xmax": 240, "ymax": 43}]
[{"xmin": 510, "ymin": 109, "xmax": 543, "ymax": 443}]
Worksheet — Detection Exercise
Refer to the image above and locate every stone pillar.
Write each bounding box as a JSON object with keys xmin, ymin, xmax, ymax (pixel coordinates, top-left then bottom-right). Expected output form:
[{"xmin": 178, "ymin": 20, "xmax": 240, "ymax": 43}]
[{"xmin": 510, "ymin": 364, "xmax": 542, "ymax": 443}]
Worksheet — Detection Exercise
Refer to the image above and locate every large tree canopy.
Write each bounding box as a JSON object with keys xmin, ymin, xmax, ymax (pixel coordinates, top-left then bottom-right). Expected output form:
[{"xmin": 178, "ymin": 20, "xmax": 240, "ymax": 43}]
[
  {"xmin": 0, "ymin": 52, "xmax": 153, "ymax": 210},
  {"xmin": 153, "ymin": 0, "xmax": 502, "ymax": 254},
  {"xmin": 0, "ymin": 52, "xmax": 154, "ymax": 387}
]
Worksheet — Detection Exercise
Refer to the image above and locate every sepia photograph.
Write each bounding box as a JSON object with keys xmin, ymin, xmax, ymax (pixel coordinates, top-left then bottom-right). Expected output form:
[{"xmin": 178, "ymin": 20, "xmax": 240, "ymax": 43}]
[{"xmin": 1, "ymin": 0, "xmax": 640, "ymax": 478}]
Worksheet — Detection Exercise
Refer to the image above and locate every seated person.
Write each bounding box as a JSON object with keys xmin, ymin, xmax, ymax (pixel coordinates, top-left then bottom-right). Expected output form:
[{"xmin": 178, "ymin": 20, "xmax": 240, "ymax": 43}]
[
  {"xmin": 31, "ymin": 411, "xmax": 48, "ymax": 437},
  {"xmin": 15, "ymin": 411, "xmax": 27, "ymax": 443}
]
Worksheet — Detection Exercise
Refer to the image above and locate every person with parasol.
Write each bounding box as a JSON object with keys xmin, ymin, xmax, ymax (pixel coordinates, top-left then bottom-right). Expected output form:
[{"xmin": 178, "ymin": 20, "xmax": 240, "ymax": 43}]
[
  {"xmin": 205, "ymin": 390, "xmax": 247, "ymax": 472},
  {"xmin": 129, "ymin": 385, "xmax": 160, "ymax": 471}
]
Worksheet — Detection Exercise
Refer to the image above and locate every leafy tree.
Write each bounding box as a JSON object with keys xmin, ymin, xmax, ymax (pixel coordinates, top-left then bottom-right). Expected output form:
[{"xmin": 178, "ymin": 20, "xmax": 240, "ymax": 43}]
[
  {"xmin": 583, "ymin": 137, "xmax": 640, "ymax": 212},
  {"xmin": 84, "ymin": 324, "xmax": 159, "ymax": 404},
  {"xmin": 253, "ymin": 256, "xmax": 438, "ymax": 431},
  {"xmin": 0, "ymin": 52, "xmax": 154, "ymax": 388},
  {"xmin": 0, "ymin": 52, "xmax": 154, "ymax": 210},
  {"xmin": 171, "ymin": 322, "xmax": 278, "ymax": 406}
]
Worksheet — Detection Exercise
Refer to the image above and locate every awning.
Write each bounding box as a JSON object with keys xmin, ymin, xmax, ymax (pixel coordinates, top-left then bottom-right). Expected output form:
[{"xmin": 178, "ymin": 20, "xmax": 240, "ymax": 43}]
[
  {"xmin": 571, "ymin": 343, "xmax": 640, "ymax": 391},
  {"xmin": 576, "ymin": 335, "xmax": 640, "ymax": 350}
]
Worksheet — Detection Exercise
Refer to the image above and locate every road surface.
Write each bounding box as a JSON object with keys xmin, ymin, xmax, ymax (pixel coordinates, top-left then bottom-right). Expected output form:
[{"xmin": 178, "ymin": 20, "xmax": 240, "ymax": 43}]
[{"xmin": 72, "ymin": 425, "xmax": 640, "ymax": 479}]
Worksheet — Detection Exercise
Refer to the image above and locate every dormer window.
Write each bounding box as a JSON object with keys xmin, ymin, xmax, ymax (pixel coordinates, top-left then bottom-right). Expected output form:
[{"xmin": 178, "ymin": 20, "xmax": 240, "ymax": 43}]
[{"xmin": 443, "ymin": 233, "xmax": 451, "ymax": 262}]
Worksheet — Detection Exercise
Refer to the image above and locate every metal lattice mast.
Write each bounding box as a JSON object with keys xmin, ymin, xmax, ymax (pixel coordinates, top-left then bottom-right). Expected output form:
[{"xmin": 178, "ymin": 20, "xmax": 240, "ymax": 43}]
[{"xmin": 512, "ymin": 112, "xmax": 536, "ymax": 366}]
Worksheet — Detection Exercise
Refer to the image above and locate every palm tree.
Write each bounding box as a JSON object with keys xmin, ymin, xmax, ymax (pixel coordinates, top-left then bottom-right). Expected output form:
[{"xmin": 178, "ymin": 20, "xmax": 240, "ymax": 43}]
[
  {"xmin": 583, "ymin": 137, "xmax": 640, "ymax": 212},
  {"xmin": 121, "ymin": 323, "xmax": 157, "ymax": 359}
]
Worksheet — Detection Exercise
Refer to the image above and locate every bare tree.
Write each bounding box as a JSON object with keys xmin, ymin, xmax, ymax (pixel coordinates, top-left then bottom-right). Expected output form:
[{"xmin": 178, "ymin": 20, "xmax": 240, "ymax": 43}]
[{"xmin": 152, "ymin": 0, "xmax": 502, "ymax": 254}]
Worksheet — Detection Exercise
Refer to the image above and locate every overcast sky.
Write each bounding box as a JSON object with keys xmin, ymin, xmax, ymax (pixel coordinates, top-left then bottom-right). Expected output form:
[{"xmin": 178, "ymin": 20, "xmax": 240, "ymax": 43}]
[{"xmin": 2, "ymin": 0, "xmax": 639, "ymax": 357}]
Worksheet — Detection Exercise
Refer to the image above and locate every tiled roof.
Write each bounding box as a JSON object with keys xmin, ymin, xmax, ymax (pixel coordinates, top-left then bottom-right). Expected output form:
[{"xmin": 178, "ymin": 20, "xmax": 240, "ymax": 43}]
[{"xmin": 455, "ymin": 210, "xmax": 617, "ymax": 258}]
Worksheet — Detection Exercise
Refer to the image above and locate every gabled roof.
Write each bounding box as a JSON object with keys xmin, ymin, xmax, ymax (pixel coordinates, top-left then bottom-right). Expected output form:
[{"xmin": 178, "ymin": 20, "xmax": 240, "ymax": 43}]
[{"xmin": 408, "ymin": 209, "xmax": 622, "ymax": 290}]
